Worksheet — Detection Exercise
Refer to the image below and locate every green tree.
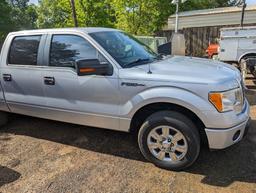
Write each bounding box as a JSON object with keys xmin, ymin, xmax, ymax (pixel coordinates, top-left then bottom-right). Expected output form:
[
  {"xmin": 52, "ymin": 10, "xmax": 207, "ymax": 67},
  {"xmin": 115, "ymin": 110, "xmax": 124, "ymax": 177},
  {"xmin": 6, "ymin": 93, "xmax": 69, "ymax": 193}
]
[
  {"xmin": 0, "ymin": 0, "xmax": 13, "ymax": 42},
  {"xmin": 8, "ymin": 0, "xmax": 38, "ymax": 30},
  {"xmin": 111, "ymin": 0, "xmax": 175, "ymax": 35},
  {"xmin": 37, "ymin": 0, "xmax": 73, "ymax": 28},
  {"xmin": 77, "ymin": 0, "xmax": 115, "ymax": 27},
  {"xmin": 37, "ymin": 0, "xmax": 115, "ymax": 28}
]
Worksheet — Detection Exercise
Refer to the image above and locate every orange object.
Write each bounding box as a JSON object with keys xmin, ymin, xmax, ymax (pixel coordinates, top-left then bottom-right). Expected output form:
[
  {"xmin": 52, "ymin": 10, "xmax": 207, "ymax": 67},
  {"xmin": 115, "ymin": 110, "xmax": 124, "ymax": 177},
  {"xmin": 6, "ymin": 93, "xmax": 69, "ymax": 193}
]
[
  {"xmin": 209, "ymin": 93, "xmax": 223, "ymax": 112},
  {"xmin": 206, "ymin": 44, "xmax": 219, "ymax": 59},
  {"xmin": 79, "ymin": 68, "xmax": 95, "ymax": 73}
]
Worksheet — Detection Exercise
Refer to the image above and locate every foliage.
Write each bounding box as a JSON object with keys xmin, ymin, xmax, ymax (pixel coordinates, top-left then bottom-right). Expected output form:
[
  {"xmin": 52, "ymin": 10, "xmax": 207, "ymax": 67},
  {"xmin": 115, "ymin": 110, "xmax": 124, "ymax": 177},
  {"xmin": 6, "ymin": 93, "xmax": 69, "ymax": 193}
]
[
  {"xmin": 0, "ymin": 0, "xmax": 13, "ymax": 41},
  {"xmin": 37, "ymin": 0, "xmax": 72, "ymax": 28},
  {"xmin": 0, "ymin": 0, "xmax": 245, "ymax": 43},
  {"xmin": 0, "ymin": 0, "xmax": 37, "ymax": 43},
  {"xmin": 37, "ymin": 0, "xmax": 115, "ymax": 28},
  {"xmin": 8, "ymin": 0, "xmax": 38, "ymax": 29},
  {"xmin": 77, "ymin": 0, "xmax": 115, "ymax": 27},
  {"xmin": 111, "ymin": 0, "xmax": 175, "ymax": 35}
]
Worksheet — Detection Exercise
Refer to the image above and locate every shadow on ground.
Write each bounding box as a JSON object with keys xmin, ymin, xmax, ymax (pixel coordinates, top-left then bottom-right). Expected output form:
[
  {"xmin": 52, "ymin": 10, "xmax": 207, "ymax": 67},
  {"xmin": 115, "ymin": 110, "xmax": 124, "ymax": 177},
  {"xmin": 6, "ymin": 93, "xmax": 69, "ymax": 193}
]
[
  {"xmin": 1, "ymin": 113, "xmax": 255, "ymax": 188},
  {"xmin": 0, "ymin": 166, "xmax": 21, "ymax": 187}
]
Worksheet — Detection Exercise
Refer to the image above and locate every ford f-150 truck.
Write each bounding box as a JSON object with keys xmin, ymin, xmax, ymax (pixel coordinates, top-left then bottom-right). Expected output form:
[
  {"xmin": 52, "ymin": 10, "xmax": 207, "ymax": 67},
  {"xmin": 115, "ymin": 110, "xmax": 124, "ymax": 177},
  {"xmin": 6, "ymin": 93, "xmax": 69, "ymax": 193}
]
[{"xmin": 0, "ymin": 28, "xmax": 251, "ymax": 170}]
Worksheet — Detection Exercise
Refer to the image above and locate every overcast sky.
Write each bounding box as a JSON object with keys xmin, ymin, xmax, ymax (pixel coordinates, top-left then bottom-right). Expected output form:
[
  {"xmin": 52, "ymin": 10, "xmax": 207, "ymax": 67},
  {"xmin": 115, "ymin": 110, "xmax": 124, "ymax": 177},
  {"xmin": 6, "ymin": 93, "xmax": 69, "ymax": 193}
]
[{"xmin": 29, "ymin": 0, "xmax": 256, "ymax": 5}]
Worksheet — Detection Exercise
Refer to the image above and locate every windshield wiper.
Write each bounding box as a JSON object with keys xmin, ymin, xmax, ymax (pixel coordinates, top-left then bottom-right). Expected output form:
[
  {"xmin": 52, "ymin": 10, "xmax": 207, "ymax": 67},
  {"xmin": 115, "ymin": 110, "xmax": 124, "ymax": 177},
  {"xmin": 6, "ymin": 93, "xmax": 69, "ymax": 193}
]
[{"xmin": 123, "ymin": 58, "xmax": 152, "ymax": 68}]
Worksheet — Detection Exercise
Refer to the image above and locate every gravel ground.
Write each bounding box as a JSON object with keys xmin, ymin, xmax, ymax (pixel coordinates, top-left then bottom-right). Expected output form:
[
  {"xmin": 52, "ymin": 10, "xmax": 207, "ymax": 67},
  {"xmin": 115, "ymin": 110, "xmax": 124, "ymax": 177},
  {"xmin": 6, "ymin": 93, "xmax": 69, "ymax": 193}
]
[{"xmin": 0, "ymin": 78, "xmax": 256, "ymax": 193}]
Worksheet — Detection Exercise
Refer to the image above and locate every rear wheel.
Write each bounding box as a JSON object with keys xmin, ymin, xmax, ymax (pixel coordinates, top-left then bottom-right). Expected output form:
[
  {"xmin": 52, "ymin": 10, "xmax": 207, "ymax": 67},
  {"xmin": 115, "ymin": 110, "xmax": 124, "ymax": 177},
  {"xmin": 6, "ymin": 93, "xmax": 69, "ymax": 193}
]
[
  {"xmin": 138, "ymin": 111, "xmax": 200, "ymax": 171},
  {"xmin": 240, "ymin": 58, "xmax": 248, "ymax": 81},
  {"xmin": 252, "ymin": 69, "xmax": 256, "ymax": 78},
  {"xmin": 240, "ymin": 55, "xmax": 256, "ymax": 78}
]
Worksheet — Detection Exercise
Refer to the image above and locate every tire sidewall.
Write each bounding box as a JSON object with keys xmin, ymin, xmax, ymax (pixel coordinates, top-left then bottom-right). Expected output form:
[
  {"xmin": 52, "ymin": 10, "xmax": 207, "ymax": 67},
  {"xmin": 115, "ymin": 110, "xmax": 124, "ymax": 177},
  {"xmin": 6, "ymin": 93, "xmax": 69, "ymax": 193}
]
[{"xmin": 138, "ymin": 111, "xmax": 200, "ymax": 170}]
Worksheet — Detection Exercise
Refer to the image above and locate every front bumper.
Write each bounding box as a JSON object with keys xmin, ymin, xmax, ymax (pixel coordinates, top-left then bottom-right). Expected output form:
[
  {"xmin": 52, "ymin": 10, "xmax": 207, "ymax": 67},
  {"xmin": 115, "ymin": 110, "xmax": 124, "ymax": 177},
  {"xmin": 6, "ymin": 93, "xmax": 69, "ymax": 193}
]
[
  {"xmin": 205, "ymin": 99, "xmax": 251, "ymax": 150},
  {"xmin": 205, "ymin": 118, "xmax": 251, "ymax": 149}
]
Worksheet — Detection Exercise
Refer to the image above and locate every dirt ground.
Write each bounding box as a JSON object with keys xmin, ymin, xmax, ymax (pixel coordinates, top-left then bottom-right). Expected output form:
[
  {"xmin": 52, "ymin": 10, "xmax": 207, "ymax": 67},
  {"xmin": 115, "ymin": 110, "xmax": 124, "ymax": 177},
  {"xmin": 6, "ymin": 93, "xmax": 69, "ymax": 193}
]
[{"xmin": 0, "ymin": 77, "xmax": 256, "ymax": 193}]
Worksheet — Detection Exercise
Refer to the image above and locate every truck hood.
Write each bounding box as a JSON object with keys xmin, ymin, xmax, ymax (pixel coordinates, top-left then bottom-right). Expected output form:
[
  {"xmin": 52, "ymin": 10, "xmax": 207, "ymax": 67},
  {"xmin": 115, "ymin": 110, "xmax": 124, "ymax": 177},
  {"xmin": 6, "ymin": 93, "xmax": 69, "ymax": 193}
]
[{"xmin": 135, "ymin": 56, "xmax": 241, "ymax": 84}]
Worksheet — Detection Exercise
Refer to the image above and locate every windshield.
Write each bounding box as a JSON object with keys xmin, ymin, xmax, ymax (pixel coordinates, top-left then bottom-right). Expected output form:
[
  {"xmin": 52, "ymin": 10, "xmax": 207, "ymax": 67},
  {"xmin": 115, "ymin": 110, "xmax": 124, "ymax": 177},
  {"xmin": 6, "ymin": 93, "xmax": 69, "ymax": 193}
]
[{"xmin": 90, "ymin": 31, "xmax": 158, "ymax": 68}]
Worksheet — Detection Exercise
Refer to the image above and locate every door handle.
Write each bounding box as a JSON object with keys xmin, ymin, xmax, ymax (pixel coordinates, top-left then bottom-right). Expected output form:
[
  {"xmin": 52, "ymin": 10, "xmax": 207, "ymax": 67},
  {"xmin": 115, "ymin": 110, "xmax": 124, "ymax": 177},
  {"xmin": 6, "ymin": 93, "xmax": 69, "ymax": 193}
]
[
  {"xmin": 44, "ymin": 77, "xmax": 55, "ymax": 85},
  {"xmin": 3, "ymin": 74, "xmax": 12, "ymax": 81}
]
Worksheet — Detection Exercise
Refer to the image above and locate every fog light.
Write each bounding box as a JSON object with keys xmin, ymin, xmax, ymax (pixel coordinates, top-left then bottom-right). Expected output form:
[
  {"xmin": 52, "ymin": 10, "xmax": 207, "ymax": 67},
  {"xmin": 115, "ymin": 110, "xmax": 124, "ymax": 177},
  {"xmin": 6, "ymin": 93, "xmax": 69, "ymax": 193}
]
[{"xmin": 233, "ymin": 130, "xmax": 241, "ymax": 141}]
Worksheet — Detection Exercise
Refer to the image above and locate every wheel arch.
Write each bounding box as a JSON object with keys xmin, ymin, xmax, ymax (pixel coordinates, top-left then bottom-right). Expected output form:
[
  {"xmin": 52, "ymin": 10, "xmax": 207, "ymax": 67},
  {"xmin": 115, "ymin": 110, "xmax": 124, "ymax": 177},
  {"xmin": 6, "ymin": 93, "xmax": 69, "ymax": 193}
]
[
  {"xmin": 238, "ymin": 52, "xmax": 256, "ymax": 63},
  {"xmin": 129, "ymin": 102, "xmax": 209, "ymax": 146}
]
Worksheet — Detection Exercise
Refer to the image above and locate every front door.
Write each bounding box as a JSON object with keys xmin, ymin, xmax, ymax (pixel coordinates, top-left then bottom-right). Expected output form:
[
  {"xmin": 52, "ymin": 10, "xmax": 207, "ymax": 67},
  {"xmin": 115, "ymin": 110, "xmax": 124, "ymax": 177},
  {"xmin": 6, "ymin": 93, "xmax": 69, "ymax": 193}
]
[{"xmin": 41, "ymin": 33, "xmax": 120, "ymax": 130}]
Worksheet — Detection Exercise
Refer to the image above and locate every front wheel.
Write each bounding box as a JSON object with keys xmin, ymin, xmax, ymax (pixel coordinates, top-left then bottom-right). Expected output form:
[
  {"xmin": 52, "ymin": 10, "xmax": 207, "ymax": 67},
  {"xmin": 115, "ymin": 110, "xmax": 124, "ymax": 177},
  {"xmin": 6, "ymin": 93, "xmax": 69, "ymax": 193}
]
[{"xmin": 138, "ymin": 111, "xmax": 200, "ymax": 171}]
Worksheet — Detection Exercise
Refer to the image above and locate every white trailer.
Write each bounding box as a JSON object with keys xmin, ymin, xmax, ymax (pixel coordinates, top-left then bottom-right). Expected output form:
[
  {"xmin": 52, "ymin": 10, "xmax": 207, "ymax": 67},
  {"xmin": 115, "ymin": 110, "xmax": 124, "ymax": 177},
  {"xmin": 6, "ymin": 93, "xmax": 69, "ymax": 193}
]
[{"xmin": 219, "ymin": 26, "xmax": 256, "ymax": 78}]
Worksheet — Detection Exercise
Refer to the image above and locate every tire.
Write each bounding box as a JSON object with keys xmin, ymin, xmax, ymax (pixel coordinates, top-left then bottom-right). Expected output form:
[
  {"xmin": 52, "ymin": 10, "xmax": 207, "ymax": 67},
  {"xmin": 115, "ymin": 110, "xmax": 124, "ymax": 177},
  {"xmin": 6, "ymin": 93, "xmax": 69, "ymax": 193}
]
[
  {"xmin": 0, "ymin": 111, "xmax": 8, "ymax": 127},
  {"xmin": 240, "ymin": 56, "xmax": 256, "ymax": 78},
  {"xmin": 249, "ymin": 66, "xmax": 255, "ymax": 76},
  {"xmin": 252, "ymin": 69, "xmax": 256, "ymax": 78},
  {"xmin": 138, "ymin": 111, "xmax": 200, "ymax": 171},
  {"xmin": 240, "ymin": 58, "xmax": 247, "ymax": 81}
]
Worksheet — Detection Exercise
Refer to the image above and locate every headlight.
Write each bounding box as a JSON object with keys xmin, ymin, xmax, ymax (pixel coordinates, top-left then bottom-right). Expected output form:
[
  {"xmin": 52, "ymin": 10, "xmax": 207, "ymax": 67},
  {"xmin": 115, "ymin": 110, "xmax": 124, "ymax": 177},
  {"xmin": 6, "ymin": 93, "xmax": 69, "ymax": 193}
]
[{"xmin": 209, "ymin": 88, "xmax": 243, "ymax": 113}]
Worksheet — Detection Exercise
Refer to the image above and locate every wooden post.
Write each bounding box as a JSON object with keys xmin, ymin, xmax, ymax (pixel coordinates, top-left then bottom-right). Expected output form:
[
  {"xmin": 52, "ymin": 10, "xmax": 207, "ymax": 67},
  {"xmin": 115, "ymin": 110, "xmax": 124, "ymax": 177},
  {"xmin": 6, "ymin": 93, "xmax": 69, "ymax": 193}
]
[{"xmin": 70, "ymin": 0, "xmax": 78, "ymax": 27}]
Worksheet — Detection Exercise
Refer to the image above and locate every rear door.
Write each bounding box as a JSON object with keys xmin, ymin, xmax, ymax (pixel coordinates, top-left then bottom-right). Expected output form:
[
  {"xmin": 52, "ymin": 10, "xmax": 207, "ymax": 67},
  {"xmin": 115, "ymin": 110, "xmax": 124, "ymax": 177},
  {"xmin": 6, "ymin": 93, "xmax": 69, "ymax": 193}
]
[{"xmin": 0, "ymin": 34, "xmax": 47, "ymax": 115}]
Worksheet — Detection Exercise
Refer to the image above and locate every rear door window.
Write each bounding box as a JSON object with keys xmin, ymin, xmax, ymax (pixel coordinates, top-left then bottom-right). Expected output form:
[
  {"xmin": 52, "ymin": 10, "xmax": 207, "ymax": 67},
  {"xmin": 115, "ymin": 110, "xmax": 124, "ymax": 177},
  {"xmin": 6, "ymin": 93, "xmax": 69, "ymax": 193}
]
[{"xmin": 8, "ymin": 35, "xmax": 41, "ymax": 65}]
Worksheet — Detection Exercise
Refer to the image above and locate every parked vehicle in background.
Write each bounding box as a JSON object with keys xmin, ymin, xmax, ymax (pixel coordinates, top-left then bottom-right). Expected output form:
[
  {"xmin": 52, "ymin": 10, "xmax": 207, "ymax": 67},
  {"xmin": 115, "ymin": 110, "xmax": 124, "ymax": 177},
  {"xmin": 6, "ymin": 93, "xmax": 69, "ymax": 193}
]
[
  {"xmin": 219, "ymin": 26, "xmax": 256, "ymax": 79},
  {"xmin": 135, "ymin": 36, "xmax": 167, "ymax": 54},
  {"xmin": 0, "ymin": 28, "xmax": 251, "ymax": 170},
  {"xmin": 206, "ymin": 43, "xmax": 219, "ymax": 59}
]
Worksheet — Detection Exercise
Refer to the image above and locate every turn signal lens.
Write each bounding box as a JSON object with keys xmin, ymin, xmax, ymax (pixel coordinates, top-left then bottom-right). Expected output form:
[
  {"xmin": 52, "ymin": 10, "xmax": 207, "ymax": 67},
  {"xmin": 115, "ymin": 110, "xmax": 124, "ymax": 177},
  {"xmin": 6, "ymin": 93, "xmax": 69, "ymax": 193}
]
[
  {"xmin": 79, "ymin": 68, "xmax": 95, "ymax": 73},
  {"xmin": 209, "ymin": 88, "xmax": 243, "ymax": 113},
  {"xmin": 209, "ymin": 93, "xmax": 223, "ymax": 112}
]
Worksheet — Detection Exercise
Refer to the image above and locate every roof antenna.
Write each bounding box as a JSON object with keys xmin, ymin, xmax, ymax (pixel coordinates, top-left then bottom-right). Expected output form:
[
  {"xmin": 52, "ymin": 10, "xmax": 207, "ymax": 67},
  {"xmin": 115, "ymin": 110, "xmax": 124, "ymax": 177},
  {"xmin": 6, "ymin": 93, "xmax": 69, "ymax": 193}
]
[{"xmin": 148, "ymin": 63, "xmax": 152, "ymax": 74}]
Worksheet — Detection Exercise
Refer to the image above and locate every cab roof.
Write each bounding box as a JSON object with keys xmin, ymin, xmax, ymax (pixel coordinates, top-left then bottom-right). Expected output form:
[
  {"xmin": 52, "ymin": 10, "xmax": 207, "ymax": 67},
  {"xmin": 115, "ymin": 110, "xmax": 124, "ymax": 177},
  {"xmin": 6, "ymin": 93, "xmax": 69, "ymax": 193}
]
[{"xmin": 9, "ymin": 27, "xmax": 120, "ymax": 36}]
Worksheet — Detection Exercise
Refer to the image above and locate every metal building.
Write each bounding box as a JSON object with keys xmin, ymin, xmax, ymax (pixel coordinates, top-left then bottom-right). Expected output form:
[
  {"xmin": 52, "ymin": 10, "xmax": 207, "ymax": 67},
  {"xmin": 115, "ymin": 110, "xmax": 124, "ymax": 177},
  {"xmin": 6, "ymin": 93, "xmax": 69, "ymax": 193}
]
[{"xmin": 165, "ymin": 5, "xmax": 256, "ymax": 30}]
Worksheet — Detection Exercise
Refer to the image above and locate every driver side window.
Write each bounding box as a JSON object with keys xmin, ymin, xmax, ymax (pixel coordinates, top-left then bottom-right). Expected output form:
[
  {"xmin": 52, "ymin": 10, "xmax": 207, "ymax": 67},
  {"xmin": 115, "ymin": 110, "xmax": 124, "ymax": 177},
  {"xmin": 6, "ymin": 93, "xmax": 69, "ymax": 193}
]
[{"xmin": 49, "ymin": 34, "xmax": 107, "ymax": 68}]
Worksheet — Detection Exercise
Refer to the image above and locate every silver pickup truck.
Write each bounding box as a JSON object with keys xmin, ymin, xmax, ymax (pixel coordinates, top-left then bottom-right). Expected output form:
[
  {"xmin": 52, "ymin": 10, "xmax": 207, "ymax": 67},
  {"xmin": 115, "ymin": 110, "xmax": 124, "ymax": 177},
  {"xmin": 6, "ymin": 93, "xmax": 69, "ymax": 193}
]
[{"xmin": 0, "ymin": 28, "xmax": 251, "ymax": 170}]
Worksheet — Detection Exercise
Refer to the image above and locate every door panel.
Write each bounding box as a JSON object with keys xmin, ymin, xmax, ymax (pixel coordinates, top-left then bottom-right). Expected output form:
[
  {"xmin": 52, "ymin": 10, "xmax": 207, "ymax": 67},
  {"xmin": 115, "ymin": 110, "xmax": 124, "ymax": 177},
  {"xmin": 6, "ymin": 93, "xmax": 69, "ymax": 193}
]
[
  {"xmin": 2, "ymin": 67, "xmax": 45, "ymax": 106},
  {"xmin": 219, "ymin": 39, "xmax": 239, "ymax": 61},
  {"xmin": 42, "ymin": 34, "xmax": 120, "ymax": 129},
  {"xmin": 1, "ymin": 35, "xmax": 46, "ymax": 113}
]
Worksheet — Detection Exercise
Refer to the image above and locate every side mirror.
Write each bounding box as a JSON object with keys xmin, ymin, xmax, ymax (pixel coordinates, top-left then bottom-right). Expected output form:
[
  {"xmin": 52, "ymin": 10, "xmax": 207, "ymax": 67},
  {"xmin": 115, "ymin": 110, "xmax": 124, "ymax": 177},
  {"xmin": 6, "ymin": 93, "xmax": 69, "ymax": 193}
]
[{"xmin": 76, "ymin": 59, "xmax": 113, "ymax": 76}]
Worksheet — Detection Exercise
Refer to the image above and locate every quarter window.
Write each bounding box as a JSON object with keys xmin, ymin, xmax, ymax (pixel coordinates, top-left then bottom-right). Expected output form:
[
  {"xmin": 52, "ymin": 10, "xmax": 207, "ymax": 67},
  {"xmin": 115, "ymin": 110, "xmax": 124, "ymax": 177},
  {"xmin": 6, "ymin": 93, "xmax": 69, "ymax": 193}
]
[
  {"xmin": 50, "ymin": 35, "xmax": 105, "ymax": 68},
  {"xmin": 8, "ymin": 35, "xmax": 41, "ymax": 65}
]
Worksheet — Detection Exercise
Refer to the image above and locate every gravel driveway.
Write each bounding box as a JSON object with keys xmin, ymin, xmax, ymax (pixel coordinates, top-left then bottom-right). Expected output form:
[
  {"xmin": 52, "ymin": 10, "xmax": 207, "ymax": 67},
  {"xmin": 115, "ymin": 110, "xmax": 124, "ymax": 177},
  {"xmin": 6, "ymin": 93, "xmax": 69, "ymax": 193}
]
[{"xmin": 0, "ymin": 78, "xmax": 256, "ymax": 193}]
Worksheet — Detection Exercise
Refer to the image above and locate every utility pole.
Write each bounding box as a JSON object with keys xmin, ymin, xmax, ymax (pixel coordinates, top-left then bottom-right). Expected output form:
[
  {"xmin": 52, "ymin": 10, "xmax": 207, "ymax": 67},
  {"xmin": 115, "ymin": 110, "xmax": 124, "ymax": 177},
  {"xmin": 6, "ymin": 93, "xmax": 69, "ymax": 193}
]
[
  {"xmin": 175, "ymin": 1, "xmax": 179, "ymax": 33},
  {"xmin": 240, "ymin": 0, "xmax": 247, "ymax": 28},
  {"xmin": 171, "ymin": 0, "xmax": 188, "ymax": 56},
  {"xmin": 70, "ymin": 0, "xmax": 78, "ymax": 27},
  {"xmin": 172, "ymin": 0, "xmax": 187, "ymax": 33}
]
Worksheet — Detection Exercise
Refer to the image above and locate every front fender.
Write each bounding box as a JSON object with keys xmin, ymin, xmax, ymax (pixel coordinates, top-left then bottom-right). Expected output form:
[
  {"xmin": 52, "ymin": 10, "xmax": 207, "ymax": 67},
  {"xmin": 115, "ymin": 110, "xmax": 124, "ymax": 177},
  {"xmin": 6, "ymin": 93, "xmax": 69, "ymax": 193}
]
[{"xmin": 120, "ymin": 87, "xmax": 213, "ymax": 125}]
